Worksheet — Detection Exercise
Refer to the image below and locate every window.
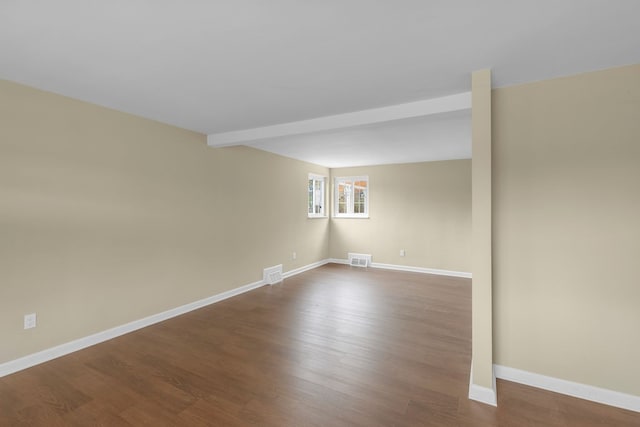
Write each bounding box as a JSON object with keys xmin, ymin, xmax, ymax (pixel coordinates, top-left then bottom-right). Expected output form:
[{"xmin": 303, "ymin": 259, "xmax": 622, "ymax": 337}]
[
  {"xmin": 334, "ymin": 176, "xmax": 369, "ymax": 218},
  {"xmin": 308, "ymin": 174, "xmax": 326, "ymax": 217}
]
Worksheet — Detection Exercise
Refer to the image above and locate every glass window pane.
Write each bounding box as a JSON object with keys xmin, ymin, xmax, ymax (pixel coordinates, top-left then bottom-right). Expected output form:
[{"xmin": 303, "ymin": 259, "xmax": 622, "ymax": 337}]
[
  {"xmin": 314, "ymin": 179, "xmax": 323, "ymax": 214},
  {"xmin": 353, "ymin": 180, "xmax": 366, "ymax": 214},
  {"xmin": 354, "ymin": 190, "xmax": 363, "ymax": 213},
  {"xmin": 335, "ymin": 177, "xmax": 367, "ymax": 216},
  {"xmin": 338, "ymin": 182, "xmax": 347, "ymax": 214}
]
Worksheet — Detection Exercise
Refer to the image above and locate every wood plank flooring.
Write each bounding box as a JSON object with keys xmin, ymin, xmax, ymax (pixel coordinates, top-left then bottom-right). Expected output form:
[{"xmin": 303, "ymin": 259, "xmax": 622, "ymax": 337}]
[{"xmin": 1, "ymin": 264, "xmax": 638, "ymax": 426}]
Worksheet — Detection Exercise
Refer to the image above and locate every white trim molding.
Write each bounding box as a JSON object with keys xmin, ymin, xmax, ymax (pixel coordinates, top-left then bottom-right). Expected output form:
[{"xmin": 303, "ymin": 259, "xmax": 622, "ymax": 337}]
[
  {"xmin": 468, "ymin": 363, "xmax": 498, "ymax": 406},
  {"xmin": 328, "ymin": 259, "xmax": 471, "ymax": 279},
  {"xmin": 207, "ymin": 92, "xmax": 471, "ymax": 146},
  {"xmin": 282, "ymin": 259, "xmax": 330, "ymax": 279},
  {"xmin": 370, "ymin": 262, "xmax": 471, "ymax": 279},
  {"xmin": 0, "ymin": 260, "xmax": 327, "ymax": 378},
  {"xmin": 494, "ymin": 365, "xmax": 640, "ymax": 413}
]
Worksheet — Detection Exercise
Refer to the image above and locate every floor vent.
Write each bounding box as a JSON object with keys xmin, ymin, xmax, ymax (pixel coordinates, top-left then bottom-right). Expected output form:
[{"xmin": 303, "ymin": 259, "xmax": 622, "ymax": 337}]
[
  {"xmin": 263, "ymin": 264, "xmax": 283, "ymax": 285},
  {"xmin": 348, "ymin": 253, "xmax": 371, "ymax": 268}
]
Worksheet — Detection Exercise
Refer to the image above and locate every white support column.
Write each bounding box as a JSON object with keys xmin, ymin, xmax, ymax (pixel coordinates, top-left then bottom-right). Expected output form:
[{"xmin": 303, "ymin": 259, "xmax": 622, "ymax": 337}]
[{"xmin": 469, "ymin": 69, "xmax": 496, "ymax": 406}]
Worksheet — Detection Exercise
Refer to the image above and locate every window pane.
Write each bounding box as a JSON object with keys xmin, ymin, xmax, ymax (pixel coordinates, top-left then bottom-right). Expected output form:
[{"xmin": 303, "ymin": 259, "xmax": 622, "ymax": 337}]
[
  {"xmin": 313, "ymin": 179, "xmax": 323, "ymax": 214},
  {"xmin": 354, "ymin": 189, "xmax": 364, "ymax": 213},
  {"xmin": 335, "ymin": 176, "xmax": 367, "ymax": 217},
  {"xmin": 354, "ymin": 180, "xmax": 366, "ymax": 214},
  {"xmin": 308, "ymin": 176, "xmax": 325, "ymax": 216},
  {"xmin": 338, "ymin": 182, "xmax": 348, "ymax": 214}
]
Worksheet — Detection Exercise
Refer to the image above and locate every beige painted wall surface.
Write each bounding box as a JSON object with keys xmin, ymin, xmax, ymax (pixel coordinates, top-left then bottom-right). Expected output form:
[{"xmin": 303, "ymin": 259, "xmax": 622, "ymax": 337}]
[
  {"xmin": 329, "ymin": 161, "xmax": 471, "ymax": 272},
  {"xmin": 0, "ymin": 80, "xmax": 329, "ymax": 364},
  {"xmin": 493, "ymin": 64, "xmax": 640, "ymax": 396}
]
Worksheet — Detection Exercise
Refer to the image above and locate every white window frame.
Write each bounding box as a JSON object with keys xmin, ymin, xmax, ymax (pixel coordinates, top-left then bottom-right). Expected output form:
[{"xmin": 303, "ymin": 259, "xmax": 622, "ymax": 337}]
[
  {"xmin": 308, "ymin": 173, "xmax": 327, "ymax": 218},
  {"xmin": 334, "ymin": 176, "xmax": 369, "ymax": 218}
]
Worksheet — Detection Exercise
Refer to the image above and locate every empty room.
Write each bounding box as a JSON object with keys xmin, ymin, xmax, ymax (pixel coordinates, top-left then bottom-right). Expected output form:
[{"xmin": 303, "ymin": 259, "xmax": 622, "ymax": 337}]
[{"xmin": 1, "ymin": 1, "xmax": 639, "ymax": 426}]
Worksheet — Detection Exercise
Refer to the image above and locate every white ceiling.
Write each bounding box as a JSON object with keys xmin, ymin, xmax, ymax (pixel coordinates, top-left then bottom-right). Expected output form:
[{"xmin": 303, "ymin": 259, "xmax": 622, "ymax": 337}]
[{"xmin": 1, "ymin": 1, "xmax": 639, "ymax": 167}]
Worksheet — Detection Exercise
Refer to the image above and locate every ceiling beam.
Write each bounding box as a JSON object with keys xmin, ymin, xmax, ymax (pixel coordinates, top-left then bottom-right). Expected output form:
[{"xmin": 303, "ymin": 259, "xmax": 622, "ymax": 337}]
[{"xmin": 207, "ymin": 92, "xmax": 471, "ymax": 147}]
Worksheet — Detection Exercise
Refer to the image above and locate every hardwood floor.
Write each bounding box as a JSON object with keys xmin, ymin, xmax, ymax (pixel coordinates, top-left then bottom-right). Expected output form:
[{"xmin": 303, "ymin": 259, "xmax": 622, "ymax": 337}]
[{"xmin": 1, "ymin": 264, "xmax": 638, "ymax": 426}]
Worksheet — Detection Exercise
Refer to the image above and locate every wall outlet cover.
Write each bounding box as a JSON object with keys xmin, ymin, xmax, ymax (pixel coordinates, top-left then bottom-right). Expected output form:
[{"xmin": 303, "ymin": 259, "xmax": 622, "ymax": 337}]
[{"xmin": 24, "ymin": 313, "xmax": 37, "ymax": 329}]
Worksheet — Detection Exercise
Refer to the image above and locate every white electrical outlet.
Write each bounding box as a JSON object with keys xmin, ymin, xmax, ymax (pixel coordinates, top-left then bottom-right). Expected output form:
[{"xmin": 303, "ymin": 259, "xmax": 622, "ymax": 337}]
[
  {"xmin": 400, "ymin": 249, "xmax": 406, "ymax": 257},
  {"xmin": 292, "ymin": 251, "xmax": 297, "ymax": 260},
  {"xmin": 24, "ymin": 313, "xmax": 37, "ymax": 329}
]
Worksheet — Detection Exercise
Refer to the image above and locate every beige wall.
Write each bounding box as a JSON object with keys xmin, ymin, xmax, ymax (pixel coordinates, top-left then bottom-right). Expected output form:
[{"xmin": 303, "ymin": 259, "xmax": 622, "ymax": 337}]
[
  {"xmin": 329, "ymin": 161, "xmax": 471, "ymax": 272},
  {"xmin": 493, "ymin": 64, "xmax": 640, "ymax": 395},
  {"xmin": 0, "ymin": 80, "xmax": 329, "ymax": 364}
]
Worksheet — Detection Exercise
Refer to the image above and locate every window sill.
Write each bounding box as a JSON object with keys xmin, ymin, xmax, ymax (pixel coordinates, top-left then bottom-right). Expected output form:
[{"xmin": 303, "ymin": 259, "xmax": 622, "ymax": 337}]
[{"xmin": 307, "ymin": 215, "xmax": 328, "ymax": 219}]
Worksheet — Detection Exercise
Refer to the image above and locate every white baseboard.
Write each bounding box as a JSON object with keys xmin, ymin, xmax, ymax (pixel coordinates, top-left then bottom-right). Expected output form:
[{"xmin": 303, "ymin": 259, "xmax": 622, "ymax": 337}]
[
  {"xmin": 370, "ymin": 262, "xmax": 472, "ymax": 278},
  {"xmin": 329, "ymin": 258, "xmax": 471, "ymax": 279},
  {"xmin": 494, "ymin": 364, "xmax": 640, "ymax": 413},
  {"xmin": 469, "ymin": 384, "xmax": 498, "ymax": 406},
  {"xmin": 282, "ymin": 259, "xmax": 330, "ymax": 279},
  {"xmin": 0, "ymin": 260, "xmax": 325, "ymax": 378},
  {"xmin": 468, "ymin": 363, "xmax": 498, "ymax": 406}
]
